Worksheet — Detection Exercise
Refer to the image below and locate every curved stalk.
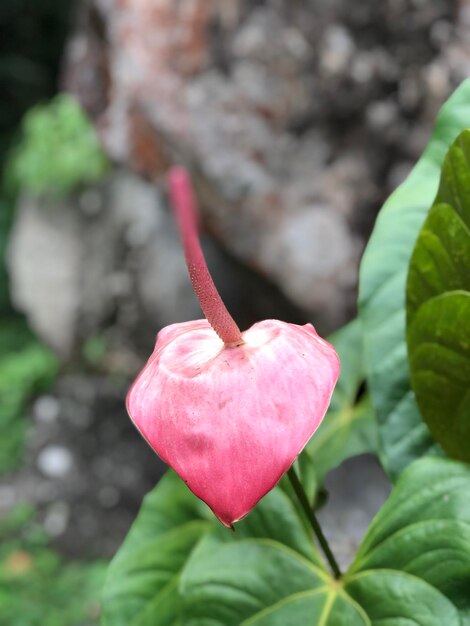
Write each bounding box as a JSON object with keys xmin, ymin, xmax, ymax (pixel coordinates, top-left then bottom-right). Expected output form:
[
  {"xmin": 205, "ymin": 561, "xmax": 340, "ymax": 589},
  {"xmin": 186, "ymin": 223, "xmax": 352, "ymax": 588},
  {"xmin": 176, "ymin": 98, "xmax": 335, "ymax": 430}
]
[{"xmin": 168, "ymin": 167, "xmax": 243, "ymax": 346}]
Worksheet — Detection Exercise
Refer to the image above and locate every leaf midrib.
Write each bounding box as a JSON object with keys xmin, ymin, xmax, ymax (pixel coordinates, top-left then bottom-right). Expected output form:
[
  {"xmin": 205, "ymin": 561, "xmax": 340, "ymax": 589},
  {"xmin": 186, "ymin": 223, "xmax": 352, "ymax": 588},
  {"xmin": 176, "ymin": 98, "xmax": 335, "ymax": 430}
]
[{"xmin": 240, "ymin": 585, "xmax": 371, "ymax": 626}]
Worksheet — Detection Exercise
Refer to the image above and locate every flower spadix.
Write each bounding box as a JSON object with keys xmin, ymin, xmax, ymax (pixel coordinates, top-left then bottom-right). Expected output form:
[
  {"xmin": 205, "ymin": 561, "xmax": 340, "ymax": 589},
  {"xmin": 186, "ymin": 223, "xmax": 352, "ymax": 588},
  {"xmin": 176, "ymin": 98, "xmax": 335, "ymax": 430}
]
[{"xmin": 127, "ymin": 167, "xmax": 340, "ymax": 527}]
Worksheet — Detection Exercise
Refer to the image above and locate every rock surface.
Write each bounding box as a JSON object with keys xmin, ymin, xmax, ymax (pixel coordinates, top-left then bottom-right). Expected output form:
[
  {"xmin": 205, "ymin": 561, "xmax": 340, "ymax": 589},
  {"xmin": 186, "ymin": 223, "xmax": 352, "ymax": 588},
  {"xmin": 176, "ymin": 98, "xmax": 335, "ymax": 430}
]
[
  {"xmin": 7, "ymin": 172, "xmax": 199, "ymax": 357},
  {"xmin": 63, "ymin": 0, "xmax": 470, "ymax": 328},
  {"xmin": 7, "ymin": 194, "xmax": 83, "ymax": 356},
  {"xmin": 8, "ymin": 170, "xmax": 308, "ymax": 357}
]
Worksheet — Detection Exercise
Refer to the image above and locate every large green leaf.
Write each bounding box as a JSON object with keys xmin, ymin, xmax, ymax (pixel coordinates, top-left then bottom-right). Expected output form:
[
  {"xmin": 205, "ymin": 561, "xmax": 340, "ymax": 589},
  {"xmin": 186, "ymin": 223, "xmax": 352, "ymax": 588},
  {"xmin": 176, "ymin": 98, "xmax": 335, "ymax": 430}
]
[
  {"xmin": 241, "ymin": 588, "xmax": 368, "ymax": 626},
  {"xmin": 408, "ymin": 292, "xmax": 470, "ymax": 460},
  {"xmin": 349, "ymin": 457, "xmax": 470, "ymax": 623},
  {"xmin": 183, "ymin": 457, "xmax": 467, "ymax": 625},
  {"xmin": 407, "ymin": 130, "xmax": 470, "ymax": 461},
  {"xmin": 345, "ymin": 571, "xmax": 460, "ymax": 626},
  {"xmin": 180, "ymin": 534, "xmax": 459, "ymax": 625},
  {"xmin": 305, "ymin": 319, "xmax": 378, "ymax": 484},
  {"xmin": 180, "ymin": 537, "xmax": 330, "ymax": 625},
  {"xmin": 358, "ymin": 79, "xmax": 470, "ymax": 480},
  {"xmin": 104, "ymin": 459, "xmax": 469, "ymax": 625},
  {"xmin": 407, "ymin": 131, "xmax": 470, "ymax": 320},
  {"xmin": 102, "ymin": 471, "xmax": 323, "ymax": 626},
  {"xmin": 102, "ymin": 471, "xmax": 212, "ymax": 626}
]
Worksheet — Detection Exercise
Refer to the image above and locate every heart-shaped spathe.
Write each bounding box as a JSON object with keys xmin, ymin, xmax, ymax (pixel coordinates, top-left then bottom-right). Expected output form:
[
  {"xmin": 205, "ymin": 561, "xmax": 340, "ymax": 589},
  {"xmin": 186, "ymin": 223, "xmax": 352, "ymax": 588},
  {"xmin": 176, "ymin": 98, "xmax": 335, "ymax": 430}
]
[{"xmin": 127, "ymin": 317, "xmax": 339, "ymax": 526}]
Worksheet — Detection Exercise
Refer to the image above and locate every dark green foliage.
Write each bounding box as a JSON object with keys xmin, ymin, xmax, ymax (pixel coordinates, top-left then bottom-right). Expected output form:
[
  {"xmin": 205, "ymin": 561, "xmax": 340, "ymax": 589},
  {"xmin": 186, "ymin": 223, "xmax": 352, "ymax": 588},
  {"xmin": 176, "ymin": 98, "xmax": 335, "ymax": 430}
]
[
  {"xmin": 102, "ymin": 471, "xmax": 324, "ymax": 626},
  {"xmin": 103, "ymin": 458, "xmax": 470, "ymax": 625},
  {"xmin": 358, "ymin": 79, "xmax": 470, "ymax": 480},
  {"xmin": 407, "ymin": 130, "xmax": 470, "ymax": 461}
]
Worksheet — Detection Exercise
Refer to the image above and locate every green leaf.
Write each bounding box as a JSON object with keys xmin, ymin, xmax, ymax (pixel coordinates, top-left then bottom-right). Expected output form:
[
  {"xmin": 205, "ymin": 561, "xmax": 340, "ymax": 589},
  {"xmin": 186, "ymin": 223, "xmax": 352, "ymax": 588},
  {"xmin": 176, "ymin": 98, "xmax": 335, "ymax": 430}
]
[
  {"xmin": 407, "ymin": 129, "xmax": 470, "ymax": 461},
  {"xmin": 328, "ymin": 319, "xmax": 366, "ymax": 409},
  {"xmin": 307, "ymin": 397, "xmax": 376, "ymax": 486},
  {"xmin": 181, "ymin": 538, "xmax": 459, "ymax": 625},
  {"xmin": 345, "ymin": 571, "xmax": 460, "ymax": 626},
  {"xmin": 407, "ymin": 128, "xmax": 470, "ymax": 313},
  {"xmin": 104, "ymin": 459, "xmax": 470, "ymax": 625},
  {"xmin": 408, "ymin": 293, "xmax": 470, "ymax": 460},
  {"xmin": 230, "ymin": 483, "xmax": 323, "ymax": 566},
  {"xmin": 349, "ymin": 457, "xmax": 470, "ymax": 623},
  {"xmin": 180, "ymin": 538, "xmax": 329, "ymax": 625},
  {"xmin": 358, "ymin": 79, "xmax": 470, "ymax": 480},
  {"xmin": 305, "ymin": 319, "xmax": 378, "ymax": 484},
  {"xmin": 102, "ymin": 470, "xmax": 323, "ymax": 626},
  {"xmin": 102, "ymin": 472, "xmax": 212, "ymax": 626},
  {"xmin": 241, "ymin": 588, "xmax": 368, "ymax": 626}
]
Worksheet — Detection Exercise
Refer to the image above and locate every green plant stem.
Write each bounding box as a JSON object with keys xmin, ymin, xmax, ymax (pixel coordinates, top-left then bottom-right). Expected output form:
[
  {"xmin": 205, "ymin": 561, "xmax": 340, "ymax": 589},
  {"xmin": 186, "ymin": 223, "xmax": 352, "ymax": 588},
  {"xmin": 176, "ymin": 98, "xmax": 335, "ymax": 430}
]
[{"xmin": 287, "ymin": 467, "xmax": 341, "ymax": 579}]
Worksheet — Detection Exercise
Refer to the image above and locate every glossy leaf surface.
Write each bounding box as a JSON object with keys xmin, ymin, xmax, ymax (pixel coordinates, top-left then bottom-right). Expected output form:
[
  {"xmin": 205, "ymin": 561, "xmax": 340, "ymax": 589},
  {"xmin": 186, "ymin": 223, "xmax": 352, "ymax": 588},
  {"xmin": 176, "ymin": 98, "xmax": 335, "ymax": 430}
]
[
  {"xmin": 104, "ymin": 459, "xmax": 470, "ymax": 625},
  {"xmin": 407, "ymin": 130, "xmax": 470, "ymax": 461},
  {"xmin": 359, "ymin": 79, "xmax": 470, "ymax": 480},
  {"xmin": 102, "ymin": 471, "xmax": 322, "ymax": 626},
  {"xmin": 350, "ymin": 457, "xmax": 470, "ymax": 623}
]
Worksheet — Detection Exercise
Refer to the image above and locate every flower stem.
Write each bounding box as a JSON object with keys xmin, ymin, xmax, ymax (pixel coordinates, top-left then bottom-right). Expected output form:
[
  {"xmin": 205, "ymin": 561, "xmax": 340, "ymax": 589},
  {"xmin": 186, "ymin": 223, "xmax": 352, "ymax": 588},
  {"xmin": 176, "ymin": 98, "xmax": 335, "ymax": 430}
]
[
  {"xmin": 168, "ymin": 166, "xmax": 243, "ymax": 347},
  {"xmin": 287, "ymin": 467, "xmax": 341, "ymax": 579}
]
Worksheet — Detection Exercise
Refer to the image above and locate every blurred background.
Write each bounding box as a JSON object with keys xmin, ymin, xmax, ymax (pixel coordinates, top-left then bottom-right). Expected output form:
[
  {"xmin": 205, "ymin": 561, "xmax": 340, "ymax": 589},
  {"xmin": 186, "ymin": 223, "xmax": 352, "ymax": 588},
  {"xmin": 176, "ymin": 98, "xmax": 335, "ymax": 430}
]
[{"xmin": 1, "ymin": 1, "xmax": 469, "ymax": 624}]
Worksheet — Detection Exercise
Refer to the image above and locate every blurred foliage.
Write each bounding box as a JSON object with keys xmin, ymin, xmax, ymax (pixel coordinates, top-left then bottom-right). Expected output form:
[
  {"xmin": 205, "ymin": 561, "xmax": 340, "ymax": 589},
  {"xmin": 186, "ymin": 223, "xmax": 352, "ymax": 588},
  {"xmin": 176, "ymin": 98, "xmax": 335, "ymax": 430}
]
[
  {"xmin": 7, "ymin": 94, "xmax": 109, "ymax": 197},
  {"xmin": 0, "ymin": 318, "xmax": 58, "ymax": 473},
  {"xmin": 0, "ymin": 504, "xmax": 107, "ymax": 626},
  {"xmin": 82, "ymin": 336, "xmax": 109, "ymax": 369},
  {"xmin": 0, "ymin": 9, "xmax": 107, "ymax": 626}
]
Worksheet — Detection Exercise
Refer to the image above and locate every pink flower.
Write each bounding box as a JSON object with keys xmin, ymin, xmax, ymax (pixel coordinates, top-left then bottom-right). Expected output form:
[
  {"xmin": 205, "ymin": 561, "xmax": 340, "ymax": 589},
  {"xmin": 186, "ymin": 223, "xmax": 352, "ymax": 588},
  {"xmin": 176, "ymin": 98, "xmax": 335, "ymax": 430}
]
[{"xmin": 127, "ymin": 167, "xmax": 340, "ymax": 527}]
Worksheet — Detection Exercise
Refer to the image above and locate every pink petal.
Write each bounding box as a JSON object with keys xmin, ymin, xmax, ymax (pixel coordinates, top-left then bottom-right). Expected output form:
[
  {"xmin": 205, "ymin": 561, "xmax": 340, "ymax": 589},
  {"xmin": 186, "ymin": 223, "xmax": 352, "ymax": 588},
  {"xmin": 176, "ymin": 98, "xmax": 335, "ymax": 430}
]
[{"xmin": 127, "ymin": 319, "xmax": 339, "ymax": 526}]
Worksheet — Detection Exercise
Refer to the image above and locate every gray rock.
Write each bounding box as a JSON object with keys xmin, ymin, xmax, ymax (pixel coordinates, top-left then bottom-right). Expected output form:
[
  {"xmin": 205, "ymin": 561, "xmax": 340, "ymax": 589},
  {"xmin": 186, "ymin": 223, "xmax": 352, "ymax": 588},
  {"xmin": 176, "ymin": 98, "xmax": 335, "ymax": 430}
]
[
  {"xmin": 43, "ymin": 501, "xmax": 71, "ymax": 537},
  {"xmin": 33, "ymin": 396, "xmax": 61, "ymax": 425},
  {"xmin": 63, "ymin": 0, "xmax": 466, "ymax": 331},
  {"xmin": 7, "ymin": 195, "xmax": 82, "ymax": 356},
  {"xmin": 320, "ymin": 24, "xmax": 355, "ymax": 75},
  {"xmin": 0, "ymin": 486, "xmax": 16, "ymax": 511},
  {"xmin": 98, "ymin": 485, "xmax": 120, "ymax": 508},
  {"xmin": 266, "ymin": 208, "xmax": 361, "ymax": 320},
  {"xmin": 37, "ymin": 445, "xmax": 74, "ymax": 479},
  {"xmin": 108, "ymin": 174, "xmax": 200, "ymax": 327},
  {"xmin": 7, "ymin": 171, "xmax": 199, "ymax": 357}
]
